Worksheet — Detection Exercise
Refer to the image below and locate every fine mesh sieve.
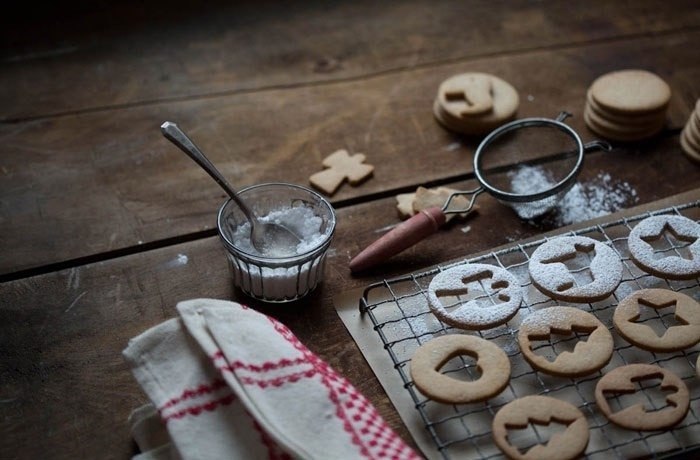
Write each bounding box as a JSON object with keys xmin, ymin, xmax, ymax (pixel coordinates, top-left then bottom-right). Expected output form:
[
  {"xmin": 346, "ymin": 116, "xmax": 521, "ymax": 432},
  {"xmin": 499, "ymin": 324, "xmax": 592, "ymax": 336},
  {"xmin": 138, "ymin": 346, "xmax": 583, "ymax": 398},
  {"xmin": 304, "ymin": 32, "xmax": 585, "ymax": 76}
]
[
  {"xmin": 349, "ymin": 112, "xmax": 611, "ymax": 272},
  {"xmin": 445, "ymin": 112, "xmax": 611, "ymax": 218}
]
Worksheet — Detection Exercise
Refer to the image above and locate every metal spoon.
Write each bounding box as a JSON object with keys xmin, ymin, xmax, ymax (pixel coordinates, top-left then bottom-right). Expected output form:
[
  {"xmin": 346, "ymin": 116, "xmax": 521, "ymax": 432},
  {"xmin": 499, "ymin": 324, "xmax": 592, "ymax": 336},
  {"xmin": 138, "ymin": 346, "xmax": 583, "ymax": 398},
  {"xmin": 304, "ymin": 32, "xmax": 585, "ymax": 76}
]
[{"xmin": 160, "ymin": 121, "xmax": 301, "ymax": 256}]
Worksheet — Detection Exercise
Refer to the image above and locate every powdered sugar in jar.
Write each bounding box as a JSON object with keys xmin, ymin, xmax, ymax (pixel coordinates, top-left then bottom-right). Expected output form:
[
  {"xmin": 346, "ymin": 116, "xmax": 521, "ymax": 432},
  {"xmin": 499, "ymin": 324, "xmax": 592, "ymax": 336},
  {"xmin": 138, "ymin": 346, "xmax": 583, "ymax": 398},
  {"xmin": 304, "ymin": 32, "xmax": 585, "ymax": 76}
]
[{"xmin": 217, "ymin": 183, "xmax": 336, "ymax": 302}]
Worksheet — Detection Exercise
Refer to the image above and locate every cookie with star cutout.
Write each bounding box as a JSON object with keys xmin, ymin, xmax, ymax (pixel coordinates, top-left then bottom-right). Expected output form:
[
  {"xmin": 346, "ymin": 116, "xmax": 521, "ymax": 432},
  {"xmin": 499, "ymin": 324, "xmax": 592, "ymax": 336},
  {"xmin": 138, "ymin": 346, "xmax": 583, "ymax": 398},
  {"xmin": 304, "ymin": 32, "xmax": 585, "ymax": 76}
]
[
  {"xmin": 528, "ymin": 236, "xmax": 622, "ymax": 303},
  {"xmin": 614, "ymin": 289, "xmax": 700, "ymax": 352},
  {"xmin": 628, "ymin": 215, "xmax": 700, "ymax": 279}
]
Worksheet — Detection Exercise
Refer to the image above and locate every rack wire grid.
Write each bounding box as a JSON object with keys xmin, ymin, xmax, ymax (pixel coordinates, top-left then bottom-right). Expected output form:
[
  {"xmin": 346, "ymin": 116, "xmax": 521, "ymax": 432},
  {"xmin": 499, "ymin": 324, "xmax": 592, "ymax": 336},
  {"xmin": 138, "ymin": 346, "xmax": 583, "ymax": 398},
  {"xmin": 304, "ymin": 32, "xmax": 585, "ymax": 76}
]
[{"xmin": 357, "ymin": 201, "xmax": 700, "ymax": 459}]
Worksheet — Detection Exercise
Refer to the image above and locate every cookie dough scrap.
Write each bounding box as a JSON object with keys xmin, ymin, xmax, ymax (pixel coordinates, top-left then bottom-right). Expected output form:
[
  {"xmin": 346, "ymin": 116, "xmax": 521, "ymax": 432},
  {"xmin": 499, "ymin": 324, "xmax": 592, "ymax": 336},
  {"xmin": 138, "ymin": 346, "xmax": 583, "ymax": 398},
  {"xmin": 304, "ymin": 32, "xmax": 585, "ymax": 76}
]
[
  {"xmin": 309, "ymin": 149, "xmax": 374, "ymax": 195},
  {"xmin": 396, "ymin": 186, "xmax": 477, "ymax": 222}
]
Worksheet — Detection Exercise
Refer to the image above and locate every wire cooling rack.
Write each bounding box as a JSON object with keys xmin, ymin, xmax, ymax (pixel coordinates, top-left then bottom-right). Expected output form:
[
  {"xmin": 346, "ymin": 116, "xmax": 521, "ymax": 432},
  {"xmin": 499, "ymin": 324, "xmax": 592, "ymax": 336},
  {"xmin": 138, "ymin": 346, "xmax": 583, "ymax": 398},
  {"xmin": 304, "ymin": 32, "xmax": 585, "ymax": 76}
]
[{"xmin": 354, "ymin": 201, "xmax": 700, "ymax": 459}]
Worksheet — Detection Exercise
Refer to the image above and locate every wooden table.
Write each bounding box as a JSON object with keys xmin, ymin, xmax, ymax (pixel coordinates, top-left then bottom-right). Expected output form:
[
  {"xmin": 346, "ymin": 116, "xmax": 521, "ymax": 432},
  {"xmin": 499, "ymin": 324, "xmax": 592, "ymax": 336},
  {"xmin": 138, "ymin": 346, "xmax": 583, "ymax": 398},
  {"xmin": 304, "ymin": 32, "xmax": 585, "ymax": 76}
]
[{"xmin": 2, "ymin": 1, "xmax": 700, "ymax": 458}]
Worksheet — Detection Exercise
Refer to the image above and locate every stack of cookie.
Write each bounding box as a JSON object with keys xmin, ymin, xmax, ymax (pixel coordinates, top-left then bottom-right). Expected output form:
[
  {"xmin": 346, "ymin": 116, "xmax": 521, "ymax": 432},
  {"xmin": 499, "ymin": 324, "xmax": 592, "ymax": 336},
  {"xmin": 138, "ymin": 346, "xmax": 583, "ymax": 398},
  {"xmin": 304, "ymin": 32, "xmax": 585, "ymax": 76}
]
[
  {"xmin": 584, "ymin": 69, "xmax": 670, "ymax": 142},
  {"xmin": 433, "ymin": 72, "xmax": 519, "ymax": 136},
  {"xmin": 680, "ymin": 99, "xmax": 700, "ymax": 161}
]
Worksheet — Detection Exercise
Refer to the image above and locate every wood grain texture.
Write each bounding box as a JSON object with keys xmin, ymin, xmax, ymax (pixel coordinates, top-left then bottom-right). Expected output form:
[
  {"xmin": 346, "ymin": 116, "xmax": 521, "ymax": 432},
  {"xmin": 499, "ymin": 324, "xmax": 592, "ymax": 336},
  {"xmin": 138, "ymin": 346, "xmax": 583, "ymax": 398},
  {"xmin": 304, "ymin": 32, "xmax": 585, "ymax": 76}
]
[
  {"xmin": 2, "ymin": 0, "xmax": 699, "ymax": 121},
  {"xmin": 2, "ymin": 32, "xmax": 700, "ymax": 275},
  {"xmin": 3, "ymin": 3, "xmax": 700, "ymax": 458}
]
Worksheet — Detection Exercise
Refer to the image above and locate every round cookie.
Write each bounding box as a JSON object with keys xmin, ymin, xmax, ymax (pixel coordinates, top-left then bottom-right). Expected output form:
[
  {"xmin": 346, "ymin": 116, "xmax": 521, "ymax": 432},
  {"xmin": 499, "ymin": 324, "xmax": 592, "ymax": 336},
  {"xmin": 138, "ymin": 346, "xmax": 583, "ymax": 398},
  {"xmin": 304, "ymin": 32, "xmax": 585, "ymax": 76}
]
[
  {"xmin": 628, "ymin": 215, "xmax": 700, "ymax": 279},
  {"xmin": 682, "ymin": 129, "xmax": 700, "ymax": 163},
  {"xmin": 595, "ymin": 364, "xmax": 690, "ymax": 431},
  {"xmin": 683, "ymin": 122, "xmax": 700, "ymax": 151},
  {"xmin": 428, "ymin": 263, "xmax": 523, "ymax": 330},
  {"xmin": 410, "ymin": 334, "xmax": 510, "ymax": 404},
  {"xmin": 584, "ymin": 107, "xmax": 663, "ymax": 142},
  {"xmin": 492, "ymin": 395, "xmax": 589, "ymax": 460},
  {"xmin": 518, "ymin": 306, "xmax": 613, "ymax": 377},
  {"xmin": 434, "ymin": 72, "xmax": 519, "ymax": 135},
  {"xmin": 529, "ymin": 236, "xmax": 622, "ymax": 302},
  {"xmin": 586, "ymin": 89, "xmax": 667, "ymax": 127},
  {"xmin": 585, "ymin": 105, "xmax": 663, "ymax": 134},
  {"xmin": 614, "ymin": 288, "xmax": 700, "ymax": 352},
  {"xmin": 681, "ymin": 109, "xmax": 700, "ymax": 160},
  {"xmin": 589, "ymin": 70, "xmax": 671, "ymax": 115}
]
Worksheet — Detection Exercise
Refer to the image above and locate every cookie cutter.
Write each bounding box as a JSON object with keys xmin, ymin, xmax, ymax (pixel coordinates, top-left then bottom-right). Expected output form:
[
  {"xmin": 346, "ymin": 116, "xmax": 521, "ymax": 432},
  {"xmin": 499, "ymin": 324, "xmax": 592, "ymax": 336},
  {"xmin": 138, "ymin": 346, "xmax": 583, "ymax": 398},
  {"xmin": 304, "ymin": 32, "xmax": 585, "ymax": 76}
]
[{"xmin": 349, "ymin": 112, "xmax": 612, "ymax": 272}]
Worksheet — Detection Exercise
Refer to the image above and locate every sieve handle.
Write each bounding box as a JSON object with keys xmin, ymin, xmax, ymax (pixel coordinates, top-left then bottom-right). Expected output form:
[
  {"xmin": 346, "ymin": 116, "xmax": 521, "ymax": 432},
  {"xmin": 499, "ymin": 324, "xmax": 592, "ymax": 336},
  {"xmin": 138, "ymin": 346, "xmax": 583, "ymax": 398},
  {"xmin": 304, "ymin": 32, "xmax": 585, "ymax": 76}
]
[{"xmin": 349, "ymin": 207, "xmax": 446, "ymax": 273}]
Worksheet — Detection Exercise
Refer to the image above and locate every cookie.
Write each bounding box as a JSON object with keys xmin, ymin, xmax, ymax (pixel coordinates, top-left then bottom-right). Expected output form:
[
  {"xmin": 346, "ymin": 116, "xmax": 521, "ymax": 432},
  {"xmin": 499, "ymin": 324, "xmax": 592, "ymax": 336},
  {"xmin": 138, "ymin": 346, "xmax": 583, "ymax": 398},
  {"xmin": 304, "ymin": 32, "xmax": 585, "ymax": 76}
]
[
  {"xmin": 584, "ymin": 105, "xmax": 664, "ymax": 142},
  {"xmin": 309, "ymin": 149, "xmax": 374, "ymax": 195},
  {"xmin": 433, "ymin": 72, "xmax": 519, "ymax": 135},
  {"xmin": 595, "ymin": 364, "xmax": 690, "ymax": 431},
  {"xmin": 613, "ymin": 289, "xmax": 700, "ymax": 352},
  {"xmin": 396, "ymin": 186, "xmax": 476, "ymax": 222},
  {"xmin": 410, "ymin": 334, "xmax": 510, "ymax": 404},
  {"xmin": 529, "ymin": 236, "xmax": 622, "ymax": 302},
  {"xmin": 680, "ymin": 99, "xmax": 700, "ymax": 161},
  {"xmin": 584, "ymin": 109, "xmax": 662, "ymax": 143},
  {"xmin": 584, "ymin": 70, "xmax": 670, "ymax": 142},
  {"xmin": 518, "ymin": 306, "xmax": 613, "ymax": 377},
  {"xmin": 586, "ymin": 90, "xmax": 667, "ymax": 127},
  {"xmin": 428, "ymin": 263, "xmax": 523, "ymax": 330},
  {"xmin": 589, "ymin": 70, "xmax": 671, "ymax": 115},
  {"xmin": 492, "ymin": 395, "xmax": 589, "ymax": 460},
  {"xmin": 627, "ymin": 214, "xmax": 700, "ymax": 279}
]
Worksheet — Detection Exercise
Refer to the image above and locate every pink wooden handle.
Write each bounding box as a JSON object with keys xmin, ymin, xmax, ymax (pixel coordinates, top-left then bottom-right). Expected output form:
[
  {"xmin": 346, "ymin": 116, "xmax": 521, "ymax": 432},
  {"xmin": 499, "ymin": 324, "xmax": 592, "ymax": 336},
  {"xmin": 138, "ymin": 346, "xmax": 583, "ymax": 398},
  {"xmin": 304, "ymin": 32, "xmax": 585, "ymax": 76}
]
[{"xmin": 349, "ymin": 206, "xmax": 447, "ymax": 272}]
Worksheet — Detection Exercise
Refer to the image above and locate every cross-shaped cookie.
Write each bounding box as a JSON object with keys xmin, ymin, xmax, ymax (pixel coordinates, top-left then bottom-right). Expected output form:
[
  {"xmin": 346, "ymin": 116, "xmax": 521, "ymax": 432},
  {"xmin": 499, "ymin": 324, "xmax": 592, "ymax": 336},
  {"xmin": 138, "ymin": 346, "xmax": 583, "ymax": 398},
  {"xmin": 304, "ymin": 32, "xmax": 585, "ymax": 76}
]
[{"xmin": 309, "ymin": 149, "xmax": 374, "ymax": 195}]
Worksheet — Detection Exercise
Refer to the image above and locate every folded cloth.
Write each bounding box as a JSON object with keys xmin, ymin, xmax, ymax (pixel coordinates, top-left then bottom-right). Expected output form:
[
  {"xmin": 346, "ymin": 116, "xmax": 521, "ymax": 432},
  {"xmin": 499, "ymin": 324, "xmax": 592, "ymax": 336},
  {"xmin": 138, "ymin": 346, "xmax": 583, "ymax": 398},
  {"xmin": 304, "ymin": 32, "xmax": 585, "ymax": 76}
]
[{"xmin": 124, "ymin": 298, "xmax": 420, "ymax": 460}]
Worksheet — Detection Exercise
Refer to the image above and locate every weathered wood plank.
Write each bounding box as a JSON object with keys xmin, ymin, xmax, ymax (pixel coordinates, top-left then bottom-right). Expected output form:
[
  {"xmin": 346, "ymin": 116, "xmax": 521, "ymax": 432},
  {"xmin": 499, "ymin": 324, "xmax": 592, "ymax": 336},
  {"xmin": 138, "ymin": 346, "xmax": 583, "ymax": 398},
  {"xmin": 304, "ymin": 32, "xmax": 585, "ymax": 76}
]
[
  {"xmin": 2, "ymin": 32, "xmax": 699, "ymax": 275},
  {"xmin": 1, "ymin": 0, "xmax": 699, "ymax": 120},
  {"xmin": 3, "ymin": 179, "xmax": 700, "ymax": 458}
]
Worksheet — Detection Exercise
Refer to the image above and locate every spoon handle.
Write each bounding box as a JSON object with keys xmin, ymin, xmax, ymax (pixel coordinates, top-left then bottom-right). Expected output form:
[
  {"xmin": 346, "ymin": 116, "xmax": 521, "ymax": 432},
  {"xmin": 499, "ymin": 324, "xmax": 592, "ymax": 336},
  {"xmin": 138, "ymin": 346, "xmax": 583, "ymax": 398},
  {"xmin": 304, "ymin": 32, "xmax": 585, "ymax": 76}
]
[{"xmin": 160, "ymin": 121, "xmax": 256, "ymax": 222}]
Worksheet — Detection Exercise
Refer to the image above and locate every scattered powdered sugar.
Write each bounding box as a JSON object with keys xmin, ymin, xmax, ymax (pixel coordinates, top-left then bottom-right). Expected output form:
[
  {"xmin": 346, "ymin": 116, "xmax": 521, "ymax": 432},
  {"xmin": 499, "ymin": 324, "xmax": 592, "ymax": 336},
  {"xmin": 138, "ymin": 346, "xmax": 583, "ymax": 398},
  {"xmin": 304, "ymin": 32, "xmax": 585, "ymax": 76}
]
[{"xmin": 507, "ymin": 165, "xmax": 638, "ymax": 225}]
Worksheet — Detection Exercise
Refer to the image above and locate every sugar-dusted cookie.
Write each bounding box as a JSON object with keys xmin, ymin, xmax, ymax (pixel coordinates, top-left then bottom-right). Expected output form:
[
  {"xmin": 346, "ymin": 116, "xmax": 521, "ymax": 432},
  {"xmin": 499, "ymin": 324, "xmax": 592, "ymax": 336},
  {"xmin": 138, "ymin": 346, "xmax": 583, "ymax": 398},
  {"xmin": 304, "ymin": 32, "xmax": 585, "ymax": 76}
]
[
  {"xmin": 309, "ymin": 149, "xmax": 374, "ymax": 195},
  {"xmin": 518, "ymin": 306, "xmax": 613, "ymax": 377},
  {"xmin": 410, "ymin": 334, "xmax": 510, "ymax": 404},
  {"xmin": 529, "ymin": 236, "xmax": 622, "ymax": 302},
  {"xmin": 627, "ymin": 215, "xmax": 700, "ymax": 279},
  {"xmin": 595, "ymin": 364, "xmax": 690, "ymax": 431},
  {"xmin": 492, "ymin": 395, "xmax": 589, "ymax": 460},
  {"xmin": 428, "ymin": 263, "xmax": 523, "ymax": 330},
  {"xmin": 433, "ymin": 72, "xmax": 519, "ymax": 135},
  {"xmin": 613, "ymin": 288, "xmax": 700, "ymax": 352}
]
